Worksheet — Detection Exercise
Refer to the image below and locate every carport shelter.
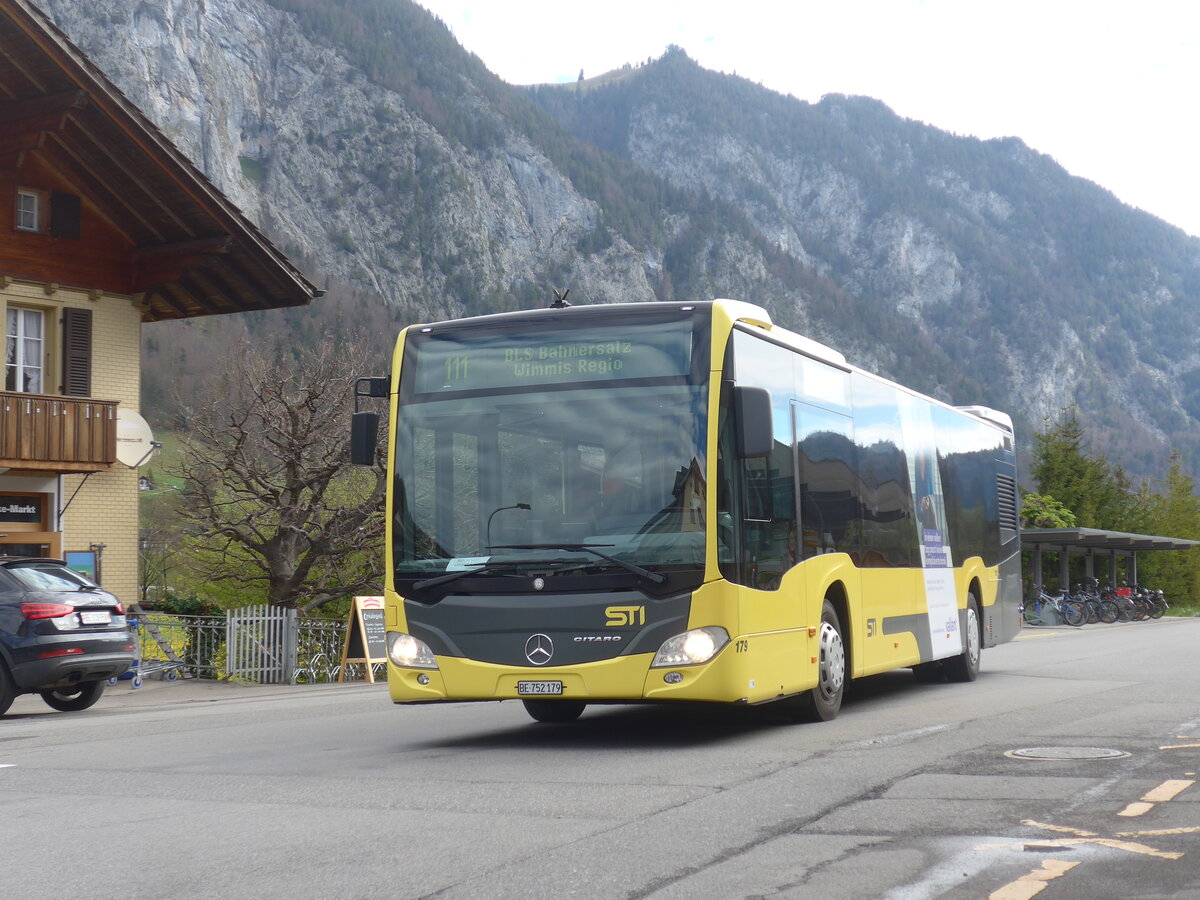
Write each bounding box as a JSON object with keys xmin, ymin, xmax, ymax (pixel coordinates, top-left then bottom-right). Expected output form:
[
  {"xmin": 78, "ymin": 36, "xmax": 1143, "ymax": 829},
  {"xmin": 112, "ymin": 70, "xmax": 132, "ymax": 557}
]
[{"xmin": 1022, "ymin": 528, "xmax": 1200, "ymax": 591}]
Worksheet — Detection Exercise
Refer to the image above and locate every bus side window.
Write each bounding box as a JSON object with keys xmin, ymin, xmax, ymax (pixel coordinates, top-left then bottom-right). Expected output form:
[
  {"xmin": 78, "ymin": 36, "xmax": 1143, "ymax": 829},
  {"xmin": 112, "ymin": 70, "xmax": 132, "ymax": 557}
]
[
  {"xmin": 795, "ymin": 402, "xmax": 858, "ymax": 560},
  {"xmin": 743, "ymin": 443, "xmax": 796, "ymax": 590},
  {"xmin": 743, "ymin": 457, "xmax": 773, "ymax": 522}
]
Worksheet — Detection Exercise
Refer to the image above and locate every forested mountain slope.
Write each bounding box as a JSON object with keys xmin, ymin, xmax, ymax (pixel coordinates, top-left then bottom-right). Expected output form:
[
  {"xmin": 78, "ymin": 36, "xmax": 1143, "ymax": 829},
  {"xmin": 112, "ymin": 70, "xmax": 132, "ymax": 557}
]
[
  {"xmin": 40, "ymin": 0, "xmax": 1200, "ymax": 482},
  {"xmin": 529, "ymin": 49, "xmax": 1200, "ymax": 478}
]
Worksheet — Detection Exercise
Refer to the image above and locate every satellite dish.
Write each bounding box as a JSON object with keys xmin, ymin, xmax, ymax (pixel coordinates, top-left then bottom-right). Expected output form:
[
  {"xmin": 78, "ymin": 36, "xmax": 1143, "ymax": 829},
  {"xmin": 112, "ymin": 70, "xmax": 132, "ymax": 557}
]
[{"xmin": 115, "ymin": 409, "xmax": 157, "ymax": 467}]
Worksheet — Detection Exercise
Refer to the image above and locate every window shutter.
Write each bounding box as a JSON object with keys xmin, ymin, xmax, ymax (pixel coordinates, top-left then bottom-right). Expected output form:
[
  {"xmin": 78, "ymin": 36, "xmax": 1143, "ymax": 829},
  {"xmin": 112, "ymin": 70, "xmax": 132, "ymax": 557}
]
[
  {"xmin": 60, "ymin": 307, "xmax": 92, "ymax": 396},
  {"xmin": 49, "ymin": 191, "xmax": 81, "ymax": 240}
]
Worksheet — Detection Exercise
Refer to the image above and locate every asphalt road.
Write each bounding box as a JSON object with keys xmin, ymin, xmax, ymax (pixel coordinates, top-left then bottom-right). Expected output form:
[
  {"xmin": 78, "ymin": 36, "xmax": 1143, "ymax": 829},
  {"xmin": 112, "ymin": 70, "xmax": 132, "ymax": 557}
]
[{"xmin": 3, "ymin": 618, "xmax": 1199, "ymax": 899}]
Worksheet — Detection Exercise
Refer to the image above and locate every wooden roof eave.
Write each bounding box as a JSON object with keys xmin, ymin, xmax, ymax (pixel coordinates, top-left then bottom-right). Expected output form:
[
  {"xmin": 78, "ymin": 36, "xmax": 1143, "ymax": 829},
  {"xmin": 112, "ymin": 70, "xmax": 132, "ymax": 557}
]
[
  {"xmin": 3, "ymin": 0, "xmax": 317, "ymax": 307},
  {"xmin": 131, "ymin": 236, "xmax": 233, "ymax": 293},
  {"xmin": 146, "ymin": 281, "xmax": 196, "ymax": 320}
]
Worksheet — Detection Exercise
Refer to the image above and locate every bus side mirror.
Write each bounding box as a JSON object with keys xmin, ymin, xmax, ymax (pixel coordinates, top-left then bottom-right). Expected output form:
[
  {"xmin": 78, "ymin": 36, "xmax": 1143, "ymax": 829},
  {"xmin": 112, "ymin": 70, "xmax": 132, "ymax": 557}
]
[
  {"xmin": 350, "ymin": 412, "xmax": 379, "ymax": 466},
  {"xmin": 734, "ymin": 386, "xmax": 773, "ymax": 458},
  {"xmin": 351, "ymin": 376, "xmax": 388, "ymax": 466},
  {"xmin": 356, "ymin": 376, "xmax": 388, "ymax": 399}
]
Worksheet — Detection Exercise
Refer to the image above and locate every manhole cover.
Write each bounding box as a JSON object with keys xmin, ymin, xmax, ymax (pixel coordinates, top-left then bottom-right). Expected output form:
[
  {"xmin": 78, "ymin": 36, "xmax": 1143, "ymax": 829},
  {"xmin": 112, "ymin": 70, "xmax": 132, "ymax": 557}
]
[{"xmin": 1005, "ymin": 746, "xmax": 1130, "ymax": 760}]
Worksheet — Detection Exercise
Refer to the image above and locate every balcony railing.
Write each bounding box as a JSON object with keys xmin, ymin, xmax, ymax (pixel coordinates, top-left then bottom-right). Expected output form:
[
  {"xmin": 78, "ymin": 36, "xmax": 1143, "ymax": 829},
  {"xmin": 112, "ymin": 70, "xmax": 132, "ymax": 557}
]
[{"xmin": 0, "ymin": 392, "xmax": 117, "ymax": 472}]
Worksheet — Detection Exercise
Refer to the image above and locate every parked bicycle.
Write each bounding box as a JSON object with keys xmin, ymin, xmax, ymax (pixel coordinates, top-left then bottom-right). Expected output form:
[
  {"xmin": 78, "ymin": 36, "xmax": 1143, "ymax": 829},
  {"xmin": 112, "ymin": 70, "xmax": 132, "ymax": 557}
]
[
  {"xmin": 1023, "ymin": 588, "xmax": 1086, "ymax": 627},
  {"xmin": 1024, "ymin": 582, "xmax": 1169, "ymax": 628},
  {"xmin": 1115, "ymin": 583, "xmax": 1168, "ymax": 620},
  {"xmin": 1073, "ymin": 580, "xmax": 1118, "ymax": 624}
]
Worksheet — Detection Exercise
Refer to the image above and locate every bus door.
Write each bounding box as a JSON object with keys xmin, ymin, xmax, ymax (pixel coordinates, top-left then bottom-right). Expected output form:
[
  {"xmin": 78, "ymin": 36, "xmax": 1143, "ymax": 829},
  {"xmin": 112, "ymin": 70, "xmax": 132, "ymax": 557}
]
[{"xmin": 792, "ymin": 401, "xmax": 863, "ymax": 654}]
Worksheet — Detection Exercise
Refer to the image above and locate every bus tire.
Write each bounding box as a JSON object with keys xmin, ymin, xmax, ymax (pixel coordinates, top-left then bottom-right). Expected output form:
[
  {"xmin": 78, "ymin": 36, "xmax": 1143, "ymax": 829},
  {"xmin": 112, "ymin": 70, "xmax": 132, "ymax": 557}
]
[
  {"xmin": 523, "ymin": 699, "xmax": 586, "ymax": 723},
  {"xmin": 912, "ymin": 661, "xmax": 944, "ymax": 684},
  {"xmin": 943, "ymin": 596, "xmax": 981, "ymax": 683},
  {"xmin": 787, "ymin": 600, "xmax": 846, "ymax": 722}
]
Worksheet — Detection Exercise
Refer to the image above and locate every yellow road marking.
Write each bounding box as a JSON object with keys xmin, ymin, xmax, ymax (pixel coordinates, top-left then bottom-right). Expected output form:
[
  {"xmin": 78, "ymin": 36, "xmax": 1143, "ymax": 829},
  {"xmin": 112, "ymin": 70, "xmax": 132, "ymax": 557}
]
[
  {"xmin": 1086, "ymin": 839, "xmax": 1183, "ymax": 860},
  {"xmin": 1118, "ymin": 801, "xmax": 1155, "ymax": 817},
  {"xmin": 1021, "ymin": 819, "xmax": 1097, "ymax": 837},
  {"xmin": 1116, "ymin": 826, "xmax": 1200, "ymax": 837},
  {"xmin": 1115, "ymin": 779, "xmax": 1193, "ymax": 817},
  {"xmin": 1142, "ymin": 780, "xmax": 1194, "ymax": 803},
  {"xmin": 988, "ymin": 859, "xmax": 1079, "ymax": 900},
  {"xmin": 1160, "ymin": 744, "xmax": 1200, "ymax": 750}
]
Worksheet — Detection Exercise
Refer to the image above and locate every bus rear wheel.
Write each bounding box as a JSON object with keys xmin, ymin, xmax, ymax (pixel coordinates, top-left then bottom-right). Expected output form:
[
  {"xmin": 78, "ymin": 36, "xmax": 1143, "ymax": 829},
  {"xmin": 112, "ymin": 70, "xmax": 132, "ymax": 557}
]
[
  {"xmin": 943, "ymin": 596, "xmax": 981, "ymax": 683},
  {"xmin": 523, "ymin": 699, "xmax": 586, "ymax": 723}
]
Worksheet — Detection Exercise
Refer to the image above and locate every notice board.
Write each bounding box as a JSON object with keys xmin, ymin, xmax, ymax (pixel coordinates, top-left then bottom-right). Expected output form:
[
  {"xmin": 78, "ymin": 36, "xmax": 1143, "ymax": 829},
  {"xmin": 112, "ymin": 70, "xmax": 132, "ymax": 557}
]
[{"xmin": 339, "ymin": 596, "xmax": 387, "ymax": 682}]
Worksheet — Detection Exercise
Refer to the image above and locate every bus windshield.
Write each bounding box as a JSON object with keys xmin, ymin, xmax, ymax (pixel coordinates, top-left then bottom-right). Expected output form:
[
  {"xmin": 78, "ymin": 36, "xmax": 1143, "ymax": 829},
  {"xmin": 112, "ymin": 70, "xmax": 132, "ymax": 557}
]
[{"xmin": 393, "ymin": 319, "xmax": 709, "ymax": 587}]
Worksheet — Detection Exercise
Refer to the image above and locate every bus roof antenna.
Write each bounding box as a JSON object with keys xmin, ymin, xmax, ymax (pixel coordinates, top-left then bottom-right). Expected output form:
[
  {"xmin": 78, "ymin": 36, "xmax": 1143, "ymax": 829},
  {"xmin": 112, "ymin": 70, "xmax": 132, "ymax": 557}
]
[{"xmin": 550, "ymin": 289, "xmax": 571, "ymax": 308}]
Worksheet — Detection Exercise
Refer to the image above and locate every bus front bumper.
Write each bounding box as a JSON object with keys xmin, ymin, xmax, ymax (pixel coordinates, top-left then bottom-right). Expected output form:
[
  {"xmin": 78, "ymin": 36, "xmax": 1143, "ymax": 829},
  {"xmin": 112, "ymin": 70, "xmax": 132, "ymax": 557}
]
[{"xmin": 387, "ymin": 647, "xmax": 758, "ymax": 706}]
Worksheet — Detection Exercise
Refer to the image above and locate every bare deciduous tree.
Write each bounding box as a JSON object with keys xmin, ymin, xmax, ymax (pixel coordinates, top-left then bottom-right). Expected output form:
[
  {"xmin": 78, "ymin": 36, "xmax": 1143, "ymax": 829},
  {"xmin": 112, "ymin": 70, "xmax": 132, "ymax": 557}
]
[{"xmin": 176, "ymin": 338, "xmax": 386, "ymax": 611}]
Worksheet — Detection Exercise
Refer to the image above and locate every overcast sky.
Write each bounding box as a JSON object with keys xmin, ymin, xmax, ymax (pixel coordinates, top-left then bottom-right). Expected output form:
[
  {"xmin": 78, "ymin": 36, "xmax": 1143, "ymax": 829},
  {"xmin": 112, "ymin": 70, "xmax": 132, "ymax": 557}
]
[{"xmin": 417, "ymin": 0, "xmax": 1200, "ymax": 238}]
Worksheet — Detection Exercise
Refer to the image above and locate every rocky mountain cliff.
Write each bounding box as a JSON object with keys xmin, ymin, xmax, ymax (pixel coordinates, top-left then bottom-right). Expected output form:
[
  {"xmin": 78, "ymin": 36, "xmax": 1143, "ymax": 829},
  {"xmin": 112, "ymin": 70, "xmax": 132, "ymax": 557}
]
[{"xmin": 41, "ymin": 0, "xmax": 1200, "ymax": 483}]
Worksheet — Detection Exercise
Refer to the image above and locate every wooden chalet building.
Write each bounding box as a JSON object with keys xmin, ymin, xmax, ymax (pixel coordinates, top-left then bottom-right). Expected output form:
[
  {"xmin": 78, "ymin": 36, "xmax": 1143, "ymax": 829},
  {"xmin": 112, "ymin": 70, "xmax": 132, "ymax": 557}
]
[{"xmin": 0, "ymin": 0, "xmax": 316, "ymax": 603}]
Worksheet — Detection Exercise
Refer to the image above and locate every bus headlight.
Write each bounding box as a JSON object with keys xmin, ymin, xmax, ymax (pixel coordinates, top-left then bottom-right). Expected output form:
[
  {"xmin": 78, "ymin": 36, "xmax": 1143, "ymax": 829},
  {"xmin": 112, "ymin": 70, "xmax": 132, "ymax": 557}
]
[
  {"xmin": 387, "ymin": 632, "xmax": 439, "ymax": 669},
  {"xmin": 651, "ymin": 627, "xmax": 730, "ymax": 667}
]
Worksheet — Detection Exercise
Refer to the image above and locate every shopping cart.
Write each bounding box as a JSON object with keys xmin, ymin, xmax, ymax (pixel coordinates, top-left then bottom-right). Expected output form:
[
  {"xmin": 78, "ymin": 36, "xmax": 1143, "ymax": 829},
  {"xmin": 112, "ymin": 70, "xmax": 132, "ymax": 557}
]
[{"xmin": 107, "ymin": 615, "xmax": 187, "ymax": 689}]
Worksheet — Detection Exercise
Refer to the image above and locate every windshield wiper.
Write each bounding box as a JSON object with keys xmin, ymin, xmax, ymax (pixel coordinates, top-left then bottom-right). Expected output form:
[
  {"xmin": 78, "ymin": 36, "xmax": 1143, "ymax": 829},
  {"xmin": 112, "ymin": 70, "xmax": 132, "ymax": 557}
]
[
  {"xmin": 488, "ymin": 543, "xmax": 667, "ymax": 585},
  {"xmin": 411, "ymin": 558, "xmax": 560, "ymax": 591}
]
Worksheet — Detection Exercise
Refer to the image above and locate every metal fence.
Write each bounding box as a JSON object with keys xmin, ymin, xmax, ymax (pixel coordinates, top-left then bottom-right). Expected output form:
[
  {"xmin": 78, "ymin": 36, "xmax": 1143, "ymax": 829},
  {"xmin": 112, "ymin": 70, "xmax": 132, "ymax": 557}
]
[
  {"xmin": 292, "ymin": 617, "xmax": 350, "ymax": 684},
  {"xmin": 227, "ymin": 606, "xmax": 296, "ymax": 684},
  {"xmin": 134, "ymin": 607, "xmax": 356, "ymax": 684}
]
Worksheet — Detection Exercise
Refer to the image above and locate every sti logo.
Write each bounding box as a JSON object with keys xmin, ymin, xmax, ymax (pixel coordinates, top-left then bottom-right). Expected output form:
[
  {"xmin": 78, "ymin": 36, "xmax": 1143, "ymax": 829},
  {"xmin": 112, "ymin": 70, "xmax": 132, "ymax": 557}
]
[{"xmin": 605, "ymin": 605, "xmax": 645, "ymax": 627}]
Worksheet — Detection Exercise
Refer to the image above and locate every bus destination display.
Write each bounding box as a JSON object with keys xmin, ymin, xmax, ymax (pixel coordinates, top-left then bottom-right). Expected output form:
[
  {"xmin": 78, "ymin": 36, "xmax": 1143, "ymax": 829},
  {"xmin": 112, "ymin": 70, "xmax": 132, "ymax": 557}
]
[{"xmin": 411, "ymin": 322, "xmax": 694, "ymax": 393}]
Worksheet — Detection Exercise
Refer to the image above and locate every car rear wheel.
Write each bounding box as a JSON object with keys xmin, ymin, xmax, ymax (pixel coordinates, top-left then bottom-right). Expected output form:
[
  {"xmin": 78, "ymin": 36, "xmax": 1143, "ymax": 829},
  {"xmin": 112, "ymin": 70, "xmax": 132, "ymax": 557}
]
[
  {"xmin": 41, "ymin": 680, "xmax": 105, "ymax": 712},
  {"xmin": 523, "ymin": 699, "xmax": 586, "ymax": 723},
  {"xmin": 0, "ymin": 659, "xmax": 15, "ymax": 717}
]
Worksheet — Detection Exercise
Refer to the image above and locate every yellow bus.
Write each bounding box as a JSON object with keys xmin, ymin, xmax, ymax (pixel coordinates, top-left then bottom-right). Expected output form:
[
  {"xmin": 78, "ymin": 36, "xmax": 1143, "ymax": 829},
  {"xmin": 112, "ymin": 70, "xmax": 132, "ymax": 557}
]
[{"xmin": 352, "ymin": 299, "xmax": 1022, "ymax": 723}]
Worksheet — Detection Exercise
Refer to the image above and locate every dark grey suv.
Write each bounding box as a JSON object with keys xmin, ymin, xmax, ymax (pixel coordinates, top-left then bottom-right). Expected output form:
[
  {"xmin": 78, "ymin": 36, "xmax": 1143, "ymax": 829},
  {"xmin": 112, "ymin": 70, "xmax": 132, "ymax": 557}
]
[{"xmin": 0, "ymin": 558, "xmax": 135, "ymax": 716}]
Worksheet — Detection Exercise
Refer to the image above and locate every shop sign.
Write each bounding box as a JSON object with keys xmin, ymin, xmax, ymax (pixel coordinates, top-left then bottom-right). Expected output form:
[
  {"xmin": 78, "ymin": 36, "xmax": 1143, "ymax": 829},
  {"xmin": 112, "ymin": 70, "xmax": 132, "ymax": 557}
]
[{"xmin": 0, "ymin": 495, "xmax": 42, "ymax": 524}]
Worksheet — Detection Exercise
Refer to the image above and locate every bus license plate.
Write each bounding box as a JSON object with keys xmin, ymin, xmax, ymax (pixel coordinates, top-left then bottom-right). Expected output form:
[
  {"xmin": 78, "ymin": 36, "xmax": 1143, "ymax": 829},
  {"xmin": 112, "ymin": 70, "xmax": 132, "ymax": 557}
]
[{"xmin": 517, "ymin": 680, "xmax": 563, "ymax": 696}]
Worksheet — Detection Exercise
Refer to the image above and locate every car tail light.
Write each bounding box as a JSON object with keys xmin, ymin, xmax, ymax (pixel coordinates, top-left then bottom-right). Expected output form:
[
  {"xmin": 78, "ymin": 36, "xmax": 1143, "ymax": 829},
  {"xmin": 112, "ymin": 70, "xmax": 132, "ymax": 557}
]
[
  {"xmin": 38, "ymin": 647, "xmax": 84, "ymax": 659},
  {"xmin": 114, "ymin": 602, "xmax": 126, "ymax": 615},
  {"xmin": 21, "ymin": 602, "xmax": 75, "ymax": 620}
]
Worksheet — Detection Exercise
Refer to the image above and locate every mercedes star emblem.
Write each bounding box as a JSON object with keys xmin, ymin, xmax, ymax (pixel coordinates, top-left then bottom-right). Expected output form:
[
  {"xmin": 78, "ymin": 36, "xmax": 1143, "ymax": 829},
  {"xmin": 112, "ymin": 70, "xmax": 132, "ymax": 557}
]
[
  {"xmin": 532, "ymin": 577, "xmax": 545, "ymax": 591},
  {"xmin": 525, "ymin": 633, "xmax": 554, "ymax": 666}
]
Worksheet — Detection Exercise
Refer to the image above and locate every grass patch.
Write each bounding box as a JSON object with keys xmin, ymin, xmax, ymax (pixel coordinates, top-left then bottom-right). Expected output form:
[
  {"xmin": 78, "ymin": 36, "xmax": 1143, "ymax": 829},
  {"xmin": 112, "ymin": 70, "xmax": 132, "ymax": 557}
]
[{"xmin": 140, "ymin": 431, "xmax": 184, "ymax": 491}]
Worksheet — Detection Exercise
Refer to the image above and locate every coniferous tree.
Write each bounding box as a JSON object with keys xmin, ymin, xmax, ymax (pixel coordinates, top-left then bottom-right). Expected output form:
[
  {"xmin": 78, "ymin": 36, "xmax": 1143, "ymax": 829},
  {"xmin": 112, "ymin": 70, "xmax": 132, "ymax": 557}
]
[
  {"xmin": 1031, "ymin": 409, "xmax": 1134, "ymax": 529},
  {"xmin": 1137, "ymin": 453, "xmax": 1200, "ymax": 608}
]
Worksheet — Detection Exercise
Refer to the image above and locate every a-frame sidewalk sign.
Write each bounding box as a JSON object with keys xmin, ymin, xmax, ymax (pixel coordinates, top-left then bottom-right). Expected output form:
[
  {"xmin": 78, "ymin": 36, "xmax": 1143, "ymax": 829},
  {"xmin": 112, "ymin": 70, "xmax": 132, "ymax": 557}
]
[{"xmin": 339, "ymin": 595, "xmax": 387, "ymax": 682}]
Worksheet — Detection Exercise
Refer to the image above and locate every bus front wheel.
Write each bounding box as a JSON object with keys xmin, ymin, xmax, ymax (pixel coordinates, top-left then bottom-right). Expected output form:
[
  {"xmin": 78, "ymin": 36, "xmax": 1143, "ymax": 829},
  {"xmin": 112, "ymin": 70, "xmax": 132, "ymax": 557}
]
[
  {"xmin": 784, "ymin": 599, "xmax": 846, "ymax": 722},
  {"xmin": 523, "ymin": 699, "xmax": 586, "ymax": 723}
]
